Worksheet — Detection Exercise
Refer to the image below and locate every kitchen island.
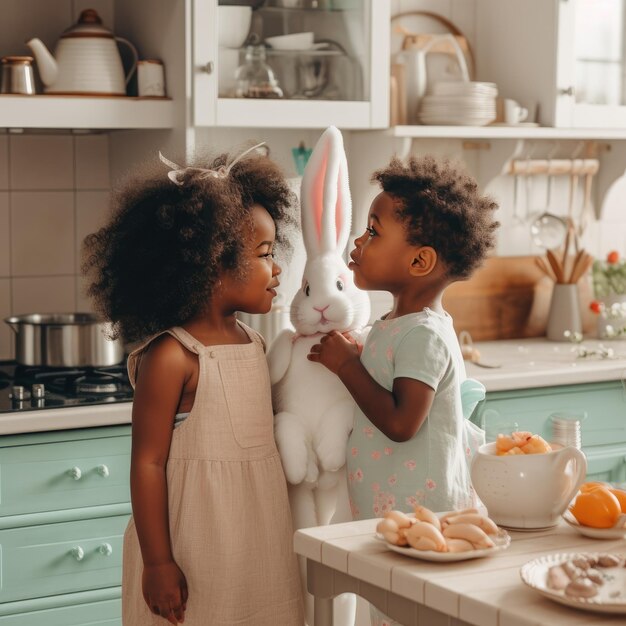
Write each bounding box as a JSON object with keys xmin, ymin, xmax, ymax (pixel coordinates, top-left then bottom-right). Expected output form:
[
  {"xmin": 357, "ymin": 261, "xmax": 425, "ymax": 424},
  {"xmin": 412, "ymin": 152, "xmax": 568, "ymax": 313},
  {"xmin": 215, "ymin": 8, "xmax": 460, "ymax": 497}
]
[{"xmin": 295, "ymin": 517, "xmax": 626, "ymax": 626}]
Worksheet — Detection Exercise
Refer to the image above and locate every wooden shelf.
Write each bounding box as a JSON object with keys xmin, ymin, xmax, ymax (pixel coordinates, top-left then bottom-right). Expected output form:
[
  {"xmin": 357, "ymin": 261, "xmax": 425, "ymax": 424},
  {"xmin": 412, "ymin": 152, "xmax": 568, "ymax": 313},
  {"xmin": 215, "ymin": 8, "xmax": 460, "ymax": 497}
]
[
  {"xmin": 388, "ymin": 125, "xmax": 626, "ymax": 140},
  {"xmin": 0, "ymin": 95, "xmax": 175, "ymax": 130}
]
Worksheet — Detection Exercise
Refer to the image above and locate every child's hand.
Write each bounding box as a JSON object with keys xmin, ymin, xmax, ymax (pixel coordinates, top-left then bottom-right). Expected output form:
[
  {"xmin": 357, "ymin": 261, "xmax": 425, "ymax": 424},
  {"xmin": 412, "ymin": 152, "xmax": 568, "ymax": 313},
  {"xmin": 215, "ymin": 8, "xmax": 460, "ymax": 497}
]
[
  {"xmin": 142, "ymin": 561, "xmax": 188, "ymax": 624},
  {"xmin": 308, "ymin": 330, "xmax": 361, "ymax": 375}
]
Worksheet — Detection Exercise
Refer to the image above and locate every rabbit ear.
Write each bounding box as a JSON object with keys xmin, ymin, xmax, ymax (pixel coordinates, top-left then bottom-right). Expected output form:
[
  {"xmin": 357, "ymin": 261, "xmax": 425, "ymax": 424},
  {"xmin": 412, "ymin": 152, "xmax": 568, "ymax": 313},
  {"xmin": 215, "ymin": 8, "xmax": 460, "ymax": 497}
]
[{"xmin": 301, "ymin": 126, "xmax": 352, "ymax": 257}]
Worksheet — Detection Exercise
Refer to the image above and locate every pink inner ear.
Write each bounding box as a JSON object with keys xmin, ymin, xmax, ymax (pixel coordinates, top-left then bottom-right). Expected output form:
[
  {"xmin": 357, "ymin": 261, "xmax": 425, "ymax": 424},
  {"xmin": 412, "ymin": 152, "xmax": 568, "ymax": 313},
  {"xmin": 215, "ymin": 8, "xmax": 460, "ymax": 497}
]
[
  {"xmin": 335, "ymin": 169, "xmax": 343, "ymax": 245},
  {"xmin": 312, "ymin": 153, "xmax": 327, "ymax": 244}
]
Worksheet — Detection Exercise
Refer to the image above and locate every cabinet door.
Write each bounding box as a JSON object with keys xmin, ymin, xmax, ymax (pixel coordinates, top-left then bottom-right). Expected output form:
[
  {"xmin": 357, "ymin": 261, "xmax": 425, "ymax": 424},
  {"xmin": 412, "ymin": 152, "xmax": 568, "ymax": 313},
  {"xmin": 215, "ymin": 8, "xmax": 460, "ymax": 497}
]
[
  {"xmin": 477, "ymin": 382, "xmax": 626, "ymax": 447},
  {"xmin": 0, "ymin": 514, "xmax": 128, "ymax": 604},
  {"xmin": 192, "ymin": 0, "xmax": 389, "ymax": 128},
  {"xmin": 556, "ymin": 0, "xmax": 626, "ymax": 127},
  {"xmin": 0, "ymin": 595, "xmax": 121, "ymax": 626},
  {"xmin": 0, "ymin": 434, "xmax": 131, "ymax": 517}
]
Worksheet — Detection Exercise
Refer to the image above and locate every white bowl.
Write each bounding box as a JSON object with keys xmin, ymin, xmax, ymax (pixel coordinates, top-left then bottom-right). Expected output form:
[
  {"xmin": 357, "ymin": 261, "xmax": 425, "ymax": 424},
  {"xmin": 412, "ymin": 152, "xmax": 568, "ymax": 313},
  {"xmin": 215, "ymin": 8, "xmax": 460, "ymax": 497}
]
[
  {"xmin": 265, "ymin": 32, "xmax": 315, "ymax": 51},
  {"xmin": 218, "ymin": 6, "xmax": 252, "ymax": 49},
  {"xmin": 470, "ymin": 442, "xmax": 587, "ymax": 530}
]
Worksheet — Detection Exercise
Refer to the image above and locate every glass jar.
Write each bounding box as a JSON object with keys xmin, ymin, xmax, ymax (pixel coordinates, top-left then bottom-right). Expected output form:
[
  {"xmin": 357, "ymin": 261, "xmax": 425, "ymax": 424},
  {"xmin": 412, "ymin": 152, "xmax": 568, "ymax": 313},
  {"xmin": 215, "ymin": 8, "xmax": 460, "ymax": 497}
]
[{"xmin": 234, "ymin": 45, "xmax": 283, "ymax": 99}]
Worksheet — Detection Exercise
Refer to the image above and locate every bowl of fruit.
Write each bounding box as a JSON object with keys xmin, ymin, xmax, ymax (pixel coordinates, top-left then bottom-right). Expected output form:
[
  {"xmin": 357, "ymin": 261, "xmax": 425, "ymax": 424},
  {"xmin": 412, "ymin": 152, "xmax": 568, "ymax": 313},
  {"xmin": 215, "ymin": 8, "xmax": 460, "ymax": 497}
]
[
  {"xmin": 470, "ymin": 431, "xmax": 587, "ymax": 530},
  {"xmin": 564, "ymin": 481, "xmax": 626, "ymax": 539}
]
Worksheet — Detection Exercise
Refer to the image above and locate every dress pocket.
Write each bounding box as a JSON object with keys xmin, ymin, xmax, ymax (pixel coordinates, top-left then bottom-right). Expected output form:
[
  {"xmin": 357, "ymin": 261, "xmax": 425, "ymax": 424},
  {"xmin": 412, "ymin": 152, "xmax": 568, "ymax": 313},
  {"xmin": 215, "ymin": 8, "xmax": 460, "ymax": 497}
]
[{"xmin": 218, "ymin": 357, "xmax": 274, "ymax": 448}]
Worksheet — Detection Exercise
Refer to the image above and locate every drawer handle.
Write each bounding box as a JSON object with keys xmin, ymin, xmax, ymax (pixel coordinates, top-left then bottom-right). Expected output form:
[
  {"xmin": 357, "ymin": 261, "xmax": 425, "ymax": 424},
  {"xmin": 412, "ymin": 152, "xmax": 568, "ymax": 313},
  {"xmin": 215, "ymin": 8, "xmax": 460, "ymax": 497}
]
[
  {"xmin": 71, "ymin": 546, "xmax": 85, "ymax": 561},
  {"xmin": 67, "ymin": 466, "xmax": 82, "ymax": 480},
  {"xmin": 96, "ymin": 464, "xmax": 110, "ymax": 478},
  {"xmin": 98, "ymin": 542, "xmax": 113, "ymax": 557}
]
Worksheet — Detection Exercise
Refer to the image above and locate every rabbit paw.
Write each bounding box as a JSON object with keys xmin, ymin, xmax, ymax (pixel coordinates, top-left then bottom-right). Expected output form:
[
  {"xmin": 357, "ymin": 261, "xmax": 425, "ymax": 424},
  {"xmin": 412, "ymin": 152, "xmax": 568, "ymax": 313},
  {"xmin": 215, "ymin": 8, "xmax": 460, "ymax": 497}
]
[
  {"xmin": 315, "ymin": 436, "xmax": 347, "ymax": 473},
  {"xmin": 304, "ymin": 446, "xmax": 319, "ymax": 484},
  {"xmin": 274, "ymin": 413, "xmax": 309, "ymax": 485},
  {"xmin": 314, "ymin": 403, "xmax": 353, "ymax": 472}
]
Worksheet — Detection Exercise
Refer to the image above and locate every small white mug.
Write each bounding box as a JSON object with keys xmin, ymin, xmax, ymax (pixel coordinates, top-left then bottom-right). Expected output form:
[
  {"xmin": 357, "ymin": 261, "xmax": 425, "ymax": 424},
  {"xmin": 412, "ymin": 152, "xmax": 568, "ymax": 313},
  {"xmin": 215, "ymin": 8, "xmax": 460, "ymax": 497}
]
[
  {"xmin": 137, "ymin": 59, "xmax": 165, "ymax": 97},
  {"xmin": 503, "ymin": 98, "xmax": 528, "ymax": 124}
]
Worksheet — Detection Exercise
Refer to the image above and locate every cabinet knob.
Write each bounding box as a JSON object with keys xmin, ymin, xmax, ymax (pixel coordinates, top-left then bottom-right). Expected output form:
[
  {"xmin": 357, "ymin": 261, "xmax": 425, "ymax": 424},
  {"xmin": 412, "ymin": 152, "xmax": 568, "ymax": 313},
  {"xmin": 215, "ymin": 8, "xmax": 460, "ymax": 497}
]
[
  {"xmin": 98, "ymin": 542, "xmax": 113, "ymax": 556},
  {"xmin": 68, "ymin": 466, "xmax": 82, "ymax": 480},
  {"xmin": 559, "ymin": 86, "xmax": 575, "ymax": 97},
  {"xmin": 71, "ymin": 546, "xmax": 85, "ymax": 561},
  {"xmin": 96, "ymin": 464, "xmax": 110, "ymax": 478},
  {"xmin": 203, "ymin": 61, "xmax": 214, "ymax": 74}
]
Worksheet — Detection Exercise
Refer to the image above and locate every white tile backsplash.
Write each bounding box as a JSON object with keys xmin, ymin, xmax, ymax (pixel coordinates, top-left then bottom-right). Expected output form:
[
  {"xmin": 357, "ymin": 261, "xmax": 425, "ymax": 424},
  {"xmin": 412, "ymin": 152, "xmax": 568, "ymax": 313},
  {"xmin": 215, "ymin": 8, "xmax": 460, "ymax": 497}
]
[
  {"xmin": 12, "ymin": 276, "xmax": 76, "ymax": 316},
  {"xmin": 76, "ymin": 190, "xmax": 111, "ymax": 272},
  {"xmin": 0, "ymin": 133, "xmax": 111, "ymax": 358},
  {"xmin": 11, "ymin": 191, "xmax": 75, "ymax": 276},
  {"xmin": 0, "ymin": 193, "xmax": 9, "ymax": 277},
  {"xmin": 75, "ymin": 135, "xmax": 110, "ymax": 190},
  {"xmin": 10, "ymin": 135, "xmax": 74, "ymax": 190}
]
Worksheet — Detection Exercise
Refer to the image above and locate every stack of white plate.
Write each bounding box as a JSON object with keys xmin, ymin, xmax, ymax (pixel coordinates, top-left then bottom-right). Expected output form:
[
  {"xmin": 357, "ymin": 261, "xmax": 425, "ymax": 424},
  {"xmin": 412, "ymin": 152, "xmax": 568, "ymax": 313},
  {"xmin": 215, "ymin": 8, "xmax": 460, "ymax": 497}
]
[{"xmin": 419, "ymin": 81, "xmax": 498, "ymax": 126}]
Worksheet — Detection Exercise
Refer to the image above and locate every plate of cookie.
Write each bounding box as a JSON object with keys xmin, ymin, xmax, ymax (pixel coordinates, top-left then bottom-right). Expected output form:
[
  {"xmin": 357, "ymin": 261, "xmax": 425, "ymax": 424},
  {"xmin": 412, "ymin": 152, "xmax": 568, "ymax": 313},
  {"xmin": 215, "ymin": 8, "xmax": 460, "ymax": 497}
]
[
  {"xmin": 520, "ymin": 552, "xmax": 626, "ymax": 614},
  {"xmin": 375, "ymin": 506, "xmax": 511, "ymax": 562}
]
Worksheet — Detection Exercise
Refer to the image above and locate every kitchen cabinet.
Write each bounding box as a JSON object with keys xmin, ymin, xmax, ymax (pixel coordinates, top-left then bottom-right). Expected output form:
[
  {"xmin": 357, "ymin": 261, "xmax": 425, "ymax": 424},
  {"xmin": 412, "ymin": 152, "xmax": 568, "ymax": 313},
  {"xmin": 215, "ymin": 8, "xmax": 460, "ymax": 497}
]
[
  {"xmin": 476, "ymin": 0, "xmax": 626, "ymax": 129},
  {"xmin": 474, "ymin": 380, "xmax": 626, "ymax": 482},
  {"xmin": 192, "ymin": 0, "xmax": 389, "ymax": 128},
  {"xmin": 0, "ymin": 425, "xmax": 131, "ymax": 625}
]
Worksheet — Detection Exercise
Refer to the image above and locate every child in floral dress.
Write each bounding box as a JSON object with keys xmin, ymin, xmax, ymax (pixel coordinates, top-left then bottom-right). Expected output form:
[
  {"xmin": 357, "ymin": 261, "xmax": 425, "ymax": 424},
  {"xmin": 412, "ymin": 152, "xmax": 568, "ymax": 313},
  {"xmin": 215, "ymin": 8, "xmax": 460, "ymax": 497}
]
[{"xmin": 308, "ymin": 156, "xmax": 499, "ymax": 626}]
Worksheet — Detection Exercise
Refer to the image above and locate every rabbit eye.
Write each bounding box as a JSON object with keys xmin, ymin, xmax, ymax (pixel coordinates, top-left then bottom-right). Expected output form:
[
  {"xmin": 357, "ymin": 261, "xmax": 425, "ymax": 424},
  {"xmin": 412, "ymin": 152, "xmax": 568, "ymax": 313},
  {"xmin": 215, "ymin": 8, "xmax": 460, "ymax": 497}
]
[
  {"xmin": 304, "ymin": 285, "xmax": 310, "ymax": 297},
  {"xmin": 336, "ymin": 280, "xmax": 344, "ymax": 292}
]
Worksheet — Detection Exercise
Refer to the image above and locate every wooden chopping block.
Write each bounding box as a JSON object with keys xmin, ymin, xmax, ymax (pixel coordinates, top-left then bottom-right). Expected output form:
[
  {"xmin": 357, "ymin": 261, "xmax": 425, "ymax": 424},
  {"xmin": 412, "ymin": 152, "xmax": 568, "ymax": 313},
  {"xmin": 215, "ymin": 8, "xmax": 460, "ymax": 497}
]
[{"xmin": 442, "ymin": 256, "xmax": 596, "ymax": 341}]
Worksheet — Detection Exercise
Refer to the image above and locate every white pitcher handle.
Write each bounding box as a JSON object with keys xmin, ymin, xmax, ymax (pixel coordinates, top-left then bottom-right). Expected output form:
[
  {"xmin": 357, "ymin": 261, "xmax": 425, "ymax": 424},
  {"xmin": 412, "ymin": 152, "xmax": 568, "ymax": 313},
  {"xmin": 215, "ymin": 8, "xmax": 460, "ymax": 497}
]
[
  {"xmin": 116, "ymin": 37, "xmax": 139, "ymax": 86},
  {"xmin": 556, "ymin": 446, "xmax": 587, "ymax": 515}
]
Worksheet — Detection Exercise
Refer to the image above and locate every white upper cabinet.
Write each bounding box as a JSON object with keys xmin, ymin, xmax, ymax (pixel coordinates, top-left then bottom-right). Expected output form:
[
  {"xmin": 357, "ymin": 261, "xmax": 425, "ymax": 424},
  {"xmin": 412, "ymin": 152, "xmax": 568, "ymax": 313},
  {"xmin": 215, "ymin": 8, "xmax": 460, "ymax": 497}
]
[
  {"xmin": 476, "ymin": 0, "xmax": 626, "ymax": 129},
  {"xmin": 192, "ymin": 0, "xmax": 389, "ymax": 128}
]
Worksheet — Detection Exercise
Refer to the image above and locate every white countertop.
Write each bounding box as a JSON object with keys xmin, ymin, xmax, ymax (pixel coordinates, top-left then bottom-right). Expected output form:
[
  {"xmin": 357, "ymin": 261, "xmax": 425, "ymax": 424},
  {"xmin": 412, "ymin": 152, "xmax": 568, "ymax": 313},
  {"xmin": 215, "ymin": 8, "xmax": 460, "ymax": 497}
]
[
  {"xmin": 295, "ymin": 518, "xmax": 626, "ymax": 626},
  {"xmin": 0, "ymin": 402, "xmax": 132, "ymax": 436},
  {"xmin": 465, "ymin": 338, "xmax": 626, "ymax": 392}
]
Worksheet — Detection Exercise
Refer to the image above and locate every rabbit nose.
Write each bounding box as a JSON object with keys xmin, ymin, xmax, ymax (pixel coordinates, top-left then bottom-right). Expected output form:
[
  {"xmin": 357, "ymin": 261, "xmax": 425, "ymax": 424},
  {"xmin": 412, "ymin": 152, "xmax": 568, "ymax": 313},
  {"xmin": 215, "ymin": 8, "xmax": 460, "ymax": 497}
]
[{"xmin": 314, "ymin": 305, "xmax": 329, "ymax": 313}]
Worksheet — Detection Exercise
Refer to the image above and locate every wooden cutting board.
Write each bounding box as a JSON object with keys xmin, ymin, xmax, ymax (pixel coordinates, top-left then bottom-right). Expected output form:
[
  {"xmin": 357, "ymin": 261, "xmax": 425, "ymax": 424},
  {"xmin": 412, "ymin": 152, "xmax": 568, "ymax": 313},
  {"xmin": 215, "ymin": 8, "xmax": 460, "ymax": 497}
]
[{"xmin": 442, "ymin": 256, "xmax": 595, "ymax": 341}]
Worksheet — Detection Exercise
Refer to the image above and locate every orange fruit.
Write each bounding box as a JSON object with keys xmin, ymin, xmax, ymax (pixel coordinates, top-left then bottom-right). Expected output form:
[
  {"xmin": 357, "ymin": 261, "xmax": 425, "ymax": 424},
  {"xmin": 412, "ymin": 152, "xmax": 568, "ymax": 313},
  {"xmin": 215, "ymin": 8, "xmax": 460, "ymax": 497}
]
[
  {"xmin": 609, "ymin": 488, "xmax": 626, "ymax": 513},
  {"xmin": 579, "ymin": 481, "xmax": 611, "ymax": 493},
  {"xmin": 570, "ymin": 486, "xmax": 621, "ymax": 528}
]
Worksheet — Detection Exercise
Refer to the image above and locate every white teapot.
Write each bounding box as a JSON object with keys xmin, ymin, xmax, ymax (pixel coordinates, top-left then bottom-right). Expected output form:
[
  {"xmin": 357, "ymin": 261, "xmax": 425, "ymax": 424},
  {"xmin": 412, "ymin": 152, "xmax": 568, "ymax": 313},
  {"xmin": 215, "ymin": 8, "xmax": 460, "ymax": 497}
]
[
  {"xmin": 27, "ymin": 9, "xmax": 138, "ymax": 95},
  {"xmin": 470, "ymin": 442, "xmax": 587, "ymax": 530}
]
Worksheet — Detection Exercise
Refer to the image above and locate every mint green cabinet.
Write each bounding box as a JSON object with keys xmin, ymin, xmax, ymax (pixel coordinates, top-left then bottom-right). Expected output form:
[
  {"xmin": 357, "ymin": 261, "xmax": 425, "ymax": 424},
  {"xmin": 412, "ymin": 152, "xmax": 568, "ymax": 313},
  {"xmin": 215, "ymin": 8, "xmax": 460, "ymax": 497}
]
[
  {"xmin": 475, "ymin": 381, "xmax": 626, "ymax": 482},
  {"xmin": 0, "ymin": 425, "xmax": 131, "ymax": 625}
]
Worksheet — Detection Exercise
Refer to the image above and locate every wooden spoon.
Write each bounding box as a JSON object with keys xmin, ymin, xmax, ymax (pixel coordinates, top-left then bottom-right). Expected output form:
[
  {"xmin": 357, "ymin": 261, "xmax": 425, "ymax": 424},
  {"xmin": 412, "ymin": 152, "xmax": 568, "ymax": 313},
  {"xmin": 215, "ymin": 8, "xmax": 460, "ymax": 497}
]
[
  {"xmin": 546, "ymin": 249, "xmax": 565, "ymax": 283},
  {"xmin": 570, "ymin": 253, "xmax": 594, "ymax": 284},
  {"xmin": 535, "ymin": 256, "xmax": 556, "ymax": 282}
]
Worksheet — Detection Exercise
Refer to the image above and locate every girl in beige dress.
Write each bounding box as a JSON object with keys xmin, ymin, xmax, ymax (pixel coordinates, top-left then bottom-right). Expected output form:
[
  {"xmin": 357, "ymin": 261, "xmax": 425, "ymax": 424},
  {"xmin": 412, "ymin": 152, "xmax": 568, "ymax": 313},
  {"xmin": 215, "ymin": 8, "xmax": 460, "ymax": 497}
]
[{"xmin": 82, "ymin": 145, "xmax": 304, "ymax": 625}]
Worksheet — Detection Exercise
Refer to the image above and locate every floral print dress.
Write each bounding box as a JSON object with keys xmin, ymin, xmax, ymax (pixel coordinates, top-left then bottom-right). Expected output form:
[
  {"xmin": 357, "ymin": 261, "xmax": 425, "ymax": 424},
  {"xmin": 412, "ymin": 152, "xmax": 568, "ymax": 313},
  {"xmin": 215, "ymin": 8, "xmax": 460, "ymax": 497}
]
[{"xmin": 346, "ymin": 308, "xmax": 474, "ymax": 521}]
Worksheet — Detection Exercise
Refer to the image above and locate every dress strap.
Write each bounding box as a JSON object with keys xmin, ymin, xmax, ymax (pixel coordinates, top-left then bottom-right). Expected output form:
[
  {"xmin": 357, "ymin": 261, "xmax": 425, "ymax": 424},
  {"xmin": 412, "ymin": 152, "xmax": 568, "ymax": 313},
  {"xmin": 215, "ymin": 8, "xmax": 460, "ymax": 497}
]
[
  {"xmin": 168, "ymin": 327, "xmax": 204, "ymax": 354},
  {"xmin": 236, "ymin": 320, "xmax": 266, "ymax": 352},
  {"xmin": 127, "ymin": 329, "xmax": 182, "ymax": 388}
]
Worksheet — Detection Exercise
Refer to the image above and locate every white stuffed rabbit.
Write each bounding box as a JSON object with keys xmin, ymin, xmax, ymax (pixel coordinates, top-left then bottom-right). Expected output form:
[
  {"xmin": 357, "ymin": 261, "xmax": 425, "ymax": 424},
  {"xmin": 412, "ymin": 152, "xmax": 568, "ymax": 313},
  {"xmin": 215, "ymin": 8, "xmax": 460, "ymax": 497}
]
[{"xmin": 268, "ymin": 126, "xmax": 370, "ymax": 625}]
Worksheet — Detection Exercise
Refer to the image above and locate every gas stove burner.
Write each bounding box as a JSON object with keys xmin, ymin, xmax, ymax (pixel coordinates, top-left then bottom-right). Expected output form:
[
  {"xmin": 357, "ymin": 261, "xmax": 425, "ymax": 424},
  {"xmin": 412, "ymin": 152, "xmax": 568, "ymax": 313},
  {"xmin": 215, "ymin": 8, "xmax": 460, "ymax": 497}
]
[
  {"xmin": 0, "ymin": 360, "xmax": 133, "ymax": 414},
  {"xmin": 73, "ymin": 373, "xmax": 126, "ymax": 395},
  {"xmin": 11, "ymin": 364, "xmax": 132, "ymax": 397}
]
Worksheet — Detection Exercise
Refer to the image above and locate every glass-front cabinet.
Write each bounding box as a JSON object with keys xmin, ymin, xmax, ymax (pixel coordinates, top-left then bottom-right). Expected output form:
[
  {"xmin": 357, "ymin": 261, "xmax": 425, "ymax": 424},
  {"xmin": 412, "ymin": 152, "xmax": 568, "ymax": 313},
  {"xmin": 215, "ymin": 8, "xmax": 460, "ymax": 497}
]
[
  {"xmin": 193, "ymin": 0, "xmax": 389, "ymax": 128},
  {"xmin": 476, "ymin": 0, "xmax": 626, "ymax": 128}
]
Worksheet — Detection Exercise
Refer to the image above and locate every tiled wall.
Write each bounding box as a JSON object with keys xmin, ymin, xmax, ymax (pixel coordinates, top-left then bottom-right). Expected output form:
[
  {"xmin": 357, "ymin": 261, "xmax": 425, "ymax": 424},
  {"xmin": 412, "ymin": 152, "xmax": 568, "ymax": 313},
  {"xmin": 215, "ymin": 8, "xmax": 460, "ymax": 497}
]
[{"xmin": 0, "ymin": 133, "xmax": 111, "ymax": 359}]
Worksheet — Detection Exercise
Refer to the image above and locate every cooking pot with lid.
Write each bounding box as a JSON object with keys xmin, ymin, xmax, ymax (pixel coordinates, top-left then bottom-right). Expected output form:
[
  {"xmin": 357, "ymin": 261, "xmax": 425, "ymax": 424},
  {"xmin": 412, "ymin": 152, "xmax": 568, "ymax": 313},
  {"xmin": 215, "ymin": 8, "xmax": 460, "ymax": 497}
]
[{"xmin": 4, "ymin": 313, "xmax": 123, "ymax": 368}]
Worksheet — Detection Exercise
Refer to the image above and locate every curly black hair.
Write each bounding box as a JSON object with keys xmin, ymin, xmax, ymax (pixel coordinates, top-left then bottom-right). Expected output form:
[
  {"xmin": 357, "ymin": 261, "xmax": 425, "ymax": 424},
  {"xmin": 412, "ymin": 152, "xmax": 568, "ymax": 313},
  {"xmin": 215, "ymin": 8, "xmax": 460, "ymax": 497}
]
[
  {"xmin": 372, "ymin": 155, "xmax": 499, "ymax": 280},
  {"xmin": 82, "ymin": 149, "xmax": 296, "ymax": 343}
]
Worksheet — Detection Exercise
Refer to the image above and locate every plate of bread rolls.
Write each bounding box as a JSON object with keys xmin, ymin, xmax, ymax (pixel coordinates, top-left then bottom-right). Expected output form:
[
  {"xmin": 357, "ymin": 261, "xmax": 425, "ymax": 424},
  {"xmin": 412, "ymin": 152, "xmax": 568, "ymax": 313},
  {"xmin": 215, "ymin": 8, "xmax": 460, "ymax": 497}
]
[{"xmin": 375, "ymin": 506, "xmax": 510, "ymax": 562}]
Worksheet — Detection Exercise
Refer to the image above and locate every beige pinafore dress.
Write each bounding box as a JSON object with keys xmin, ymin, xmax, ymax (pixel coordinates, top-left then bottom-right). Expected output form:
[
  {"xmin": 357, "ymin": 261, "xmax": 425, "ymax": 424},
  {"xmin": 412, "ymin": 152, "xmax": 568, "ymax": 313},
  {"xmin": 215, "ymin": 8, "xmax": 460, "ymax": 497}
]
[{"xmin": 122, "ymin": 324, "xmax": 304, "ymax": 625}]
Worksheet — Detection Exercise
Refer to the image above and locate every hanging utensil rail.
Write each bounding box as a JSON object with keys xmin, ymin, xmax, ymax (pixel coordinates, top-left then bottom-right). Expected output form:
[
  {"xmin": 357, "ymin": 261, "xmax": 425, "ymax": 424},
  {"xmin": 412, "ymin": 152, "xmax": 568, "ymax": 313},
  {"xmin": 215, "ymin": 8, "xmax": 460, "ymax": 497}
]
[{"xmin": 507, "ymin": 158, "xmax": 599, "ymax": 177}]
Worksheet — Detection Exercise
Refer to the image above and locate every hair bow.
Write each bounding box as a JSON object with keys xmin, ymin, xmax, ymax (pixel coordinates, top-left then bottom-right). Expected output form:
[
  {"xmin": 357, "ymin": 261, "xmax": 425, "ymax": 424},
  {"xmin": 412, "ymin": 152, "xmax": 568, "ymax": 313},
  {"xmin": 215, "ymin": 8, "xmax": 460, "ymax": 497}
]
[{"xmin": 159, "ymin": 142, "xmax": 267, "ymax": 186}]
